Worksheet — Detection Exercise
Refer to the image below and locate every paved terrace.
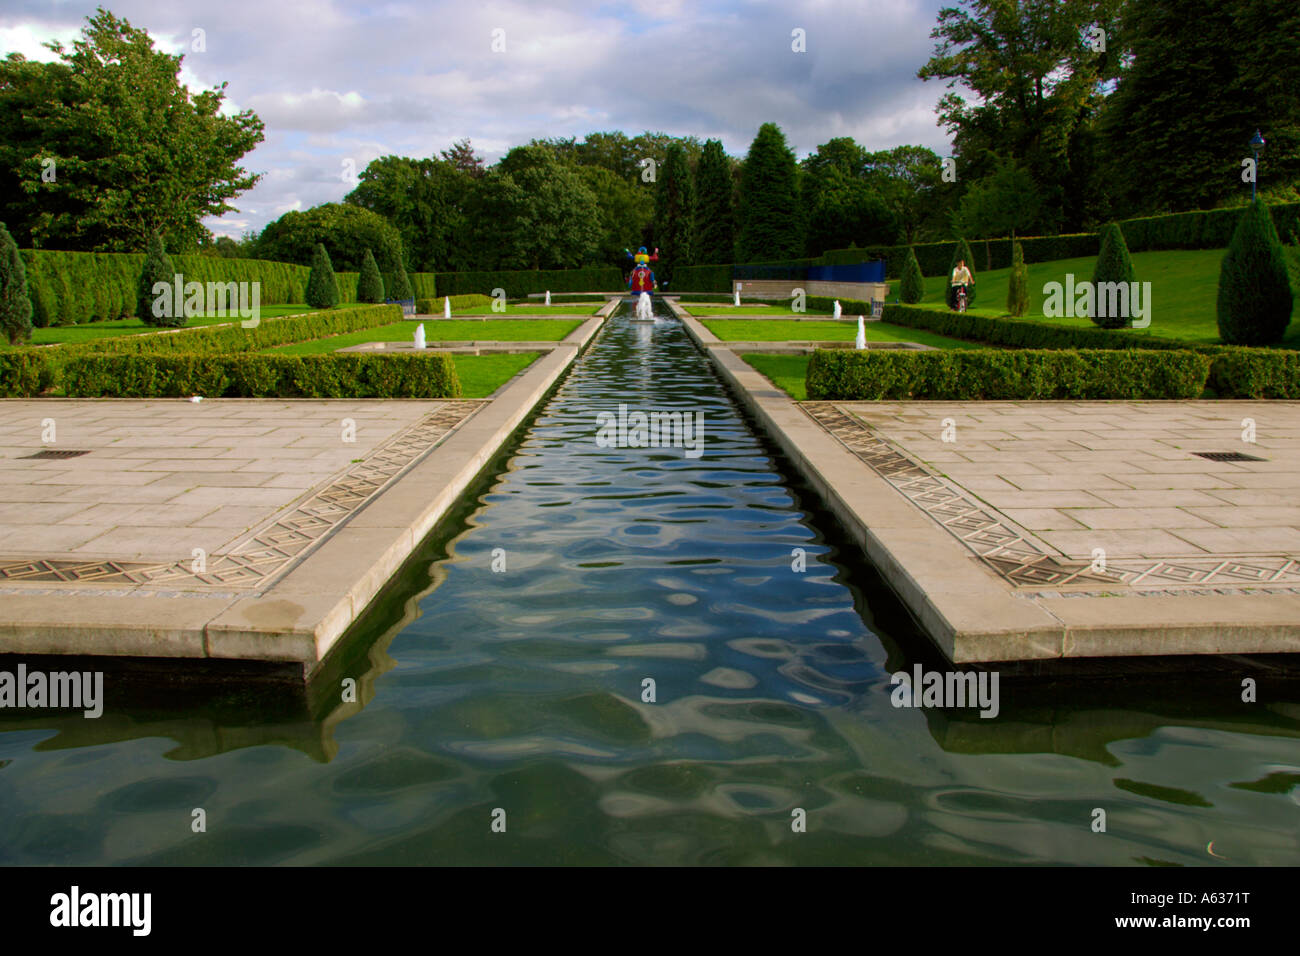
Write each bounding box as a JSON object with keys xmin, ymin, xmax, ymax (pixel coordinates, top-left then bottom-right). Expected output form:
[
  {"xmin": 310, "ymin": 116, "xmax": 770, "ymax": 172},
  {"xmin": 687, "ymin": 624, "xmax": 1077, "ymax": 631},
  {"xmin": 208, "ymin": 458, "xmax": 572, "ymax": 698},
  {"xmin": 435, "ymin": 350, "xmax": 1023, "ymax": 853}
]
[
  {"xmin": 669, "ymin": 300, "xmax": 1300, "ymax": 663},
  {"xmin": 0, "ymin": 307, "xmax": 612, "ymax": 675}
]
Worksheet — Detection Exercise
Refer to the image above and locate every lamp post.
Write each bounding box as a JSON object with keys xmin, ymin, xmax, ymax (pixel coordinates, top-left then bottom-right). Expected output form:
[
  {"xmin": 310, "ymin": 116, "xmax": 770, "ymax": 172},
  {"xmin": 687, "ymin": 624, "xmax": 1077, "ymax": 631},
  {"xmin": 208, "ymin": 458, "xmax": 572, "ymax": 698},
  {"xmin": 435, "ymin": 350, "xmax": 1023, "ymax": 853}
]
[{"xmin": 1250, "ymin": 129, "xmax": 1266, "ymax": 202}]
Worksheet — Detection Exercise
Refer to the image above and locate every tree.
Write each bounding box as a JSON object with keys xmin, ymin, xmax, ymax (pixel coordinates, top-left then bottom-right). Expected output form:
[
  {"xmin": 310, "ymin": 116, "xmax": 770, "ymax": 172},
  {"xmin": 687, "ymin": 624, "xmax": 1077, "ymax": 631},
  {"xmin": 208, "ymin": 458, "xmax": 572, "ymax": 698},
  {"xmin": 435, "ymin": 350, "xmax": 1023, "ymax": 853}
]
[
  {"xmin": 864, "ymin": 145, "xmax": 950, "ymax": 244},
  {"xmin": 918, "ymin": 0, "xmax": 1124, "ymax": 232},
  {"xmin": 1007, "ymin": 240, "xmax": 1030, "ymax": 316},
  {"xmin": 346, "ymin": 156, "xmax": 470, "ymax": 272},
  {"xmin": 801, "ymin": 165, "xmax": 898, "ymax": 256},
  {"xmin": 0, "ymin": 223, "xmax": 33, "ymax": 344},
  {"xmin": 468, "ymin": 146, "xmax": 602, "ymax": 270},
  {"xmin": 582, "ymin": 165, "xmax": 653, "ymax": 266},
  {"xmin": 1217, "ymin": 200, "xmax": 1294, "ymax": 345},
  {"xmin": 255, "ymin": 203, "xmax": 406, "ymax": 275},
  {"xmin": 441, "ymin": 139, "xmax": 486, "ymax": 179},
  {"xmin": 901, "ymin": 246, "xmax": 925, "ymax": 304},
  {"xmin": 1103, "ymin": 0, "xmax": 1300, "ymax": 216},
  {"xmin": 946, "ymin": 237, "xmax": 977, "ymax": 309},
  {"xmin": 388, "ymin": 255, "xmax": 412, "ymax": 301},
  {"xmin": 306, "ymin": 243, "xmax": 339, "ymax": 310},
  {"xmin": 1090, "ymin": 223, "xmax": 1136, "ymax": 328},
  {"xmin": 136, "ymin": 233, "xmax": 180, "ymax": 327},
  {"xmin": 952, "ymin": 155, "xmax": 1047, "ymax": 240},
  {"xmin": 737, "ymin": 123, "xmax": 802, "ymax": 262},
  {"xmin": 357, "ymin": 249, "xmax": 385, "ymax": 303},
  {"xmin": 654, "ymin": 143, "xmax": 694, "ymax": 283},
  {"xmin": 694, "ymin": 139, "xmax": 735, "ymax": 264},
  {"xmin": 0, "ymin": 9, "xmax": 263, "ymax": 251}
]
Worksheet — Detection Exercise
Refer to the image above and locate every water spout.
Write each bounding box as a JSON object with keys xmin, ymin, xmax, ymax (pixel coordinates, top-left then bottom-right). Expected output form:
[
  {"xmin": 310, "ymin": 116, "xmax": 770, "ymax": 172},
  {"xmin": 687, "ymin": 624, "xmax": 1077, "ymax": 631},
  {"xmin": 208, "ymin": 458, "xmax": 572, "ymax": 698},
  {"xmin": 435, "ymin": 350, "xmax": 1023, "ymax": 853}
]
[
  {"xmin": 413, "ymin": 323, "xmax": 426, "ymax": 350},
  {"xmin": 733, "ymin": 287, "xmax": 741, "ymax": 307},
  {"xmin": 444, "ymin": 297, "xmax": 451, "ymax": 319},
  {"xmin": 636, "ymin": 292, "xmax": 654, "ymax": 321},
  {"xmin": 545, "ymin": 290, "xmax": 551, "ymax": 306},
  {"xmin": 856, "ymin": 316, "xmax": 866, "ymax": 350},
  {"xmin": 833, "ymin": 300, "xmax": 842, "ymax": 320}
]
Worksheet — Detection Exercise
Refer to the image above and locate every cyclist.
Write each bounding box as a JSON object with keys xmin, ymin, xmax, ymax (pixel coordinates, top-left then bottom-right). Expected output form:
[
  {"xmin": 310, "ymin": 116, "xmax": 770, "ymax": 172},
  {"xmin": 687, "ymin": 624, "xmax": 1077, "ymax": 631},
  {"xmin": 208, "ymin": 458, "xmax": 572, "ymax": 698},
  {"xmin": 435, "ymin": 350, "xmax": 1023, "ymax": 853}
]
[{"xmin": 950, "ymin": 259, "xmax": 973, "ymax": 311}]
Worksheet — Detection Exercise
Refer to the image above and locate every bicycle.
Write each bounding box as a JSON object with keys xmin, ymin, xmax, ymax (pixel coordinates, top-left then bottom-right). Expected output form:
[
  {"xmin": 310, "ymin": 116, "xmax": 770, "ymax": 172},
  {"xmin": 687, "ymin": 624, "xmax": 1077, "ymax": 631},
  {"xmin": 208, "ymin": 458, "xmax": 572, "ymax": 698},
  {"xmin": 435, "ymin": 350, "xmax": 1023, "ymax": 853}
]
[{"xmin": 952, "ymin": 283, "xmax": 969, "ymax": 313}]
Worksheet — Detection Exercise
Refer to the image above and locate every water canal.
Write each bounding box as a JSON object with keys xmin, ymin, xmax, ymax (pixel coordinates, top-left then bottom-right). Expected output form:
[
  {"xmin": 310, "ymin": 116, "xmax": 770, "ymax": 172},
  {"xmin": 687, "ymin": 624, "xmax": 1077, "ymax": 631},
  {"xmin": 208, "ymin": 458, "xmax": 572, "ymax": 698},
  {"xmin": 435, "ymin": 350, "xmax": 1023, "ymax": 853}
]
[{"xmin": 1, "ymin": 300, "xmax": 1298, "ymax": 865}]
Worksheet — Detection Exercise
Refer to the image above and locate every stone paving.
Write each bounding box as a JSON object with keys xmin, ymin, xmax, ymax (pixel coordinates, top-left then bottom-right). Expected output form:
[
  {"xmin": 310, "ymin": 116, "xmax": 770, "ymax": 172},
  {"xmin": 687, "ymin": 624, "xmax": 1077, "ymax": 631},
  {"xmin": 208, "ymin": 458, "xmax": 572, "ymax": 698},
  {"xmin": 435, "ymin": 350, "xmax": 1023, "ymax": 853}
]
[
  {"xmin": 0, "ymin": 399, "xmax": 484, "ymax": 586},
  {"xmin": 0, "ymin": 308, "xmax": 612, "ymax": 673},
  {"xmin": 826, "ymin": 401, "xmax": 1300, "ymax": 592}
]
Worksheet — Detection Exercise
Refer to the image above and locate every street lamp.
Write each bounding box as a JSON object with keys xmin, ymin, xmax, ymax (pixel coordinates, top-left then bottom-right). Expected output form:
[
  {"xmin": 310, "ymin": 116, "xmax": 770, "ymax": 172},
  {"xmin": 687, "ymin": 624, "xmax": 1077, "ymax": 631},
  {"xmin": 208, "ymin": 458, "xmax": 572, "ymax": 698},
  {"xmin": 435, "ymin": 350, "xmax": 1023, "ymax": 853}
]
[{"xmin": 1250, "ymin": 130, "xmax": 1266, "ymax": 201}]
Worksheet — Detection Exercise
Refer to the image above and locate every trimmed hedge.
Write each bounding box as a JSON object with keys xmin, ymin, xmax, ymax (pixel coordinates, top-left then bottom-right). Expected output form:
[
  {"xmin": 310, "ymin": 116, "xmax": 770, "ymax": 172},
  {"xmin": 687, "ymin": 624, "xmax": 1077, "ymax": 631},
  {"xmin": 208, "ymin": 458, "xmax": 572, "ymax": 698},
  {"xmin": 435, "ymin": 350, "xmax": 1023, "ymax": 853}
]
[
  {"xmin": 0, "ymin": 350, "xmax": 57, "ymax": 396},
  {"xmin": 73, "ymin": 304, "xmax": 402, "ymax": 355},
  {"xmin": 1122, "ymin": 203, "xmax": 1300, "ymax": 253},
  {"xmin": 414, "ymin": 294, "xmax": 496, "ymax": 314},
  {"xmin": 17, "ymin": 248, "xmax": 439, "ymax": 324},
  {"xmin": 806, "ymin": 348, "xmax": 1212, "ymax": 401},
  {"xmin": 434, "ymin": 267, "xmax": 621, "ymax": 298},
  {"xmin": 63, "ymin": 351, "xmax": 461, "ymax": 399},
  {"xmin": 671, "ymin": 264, "xmax": 733, "ymax": 293},
  {"xmin": 1206, "ymin": 348, "xmax": 1300, "ymax": 398}
]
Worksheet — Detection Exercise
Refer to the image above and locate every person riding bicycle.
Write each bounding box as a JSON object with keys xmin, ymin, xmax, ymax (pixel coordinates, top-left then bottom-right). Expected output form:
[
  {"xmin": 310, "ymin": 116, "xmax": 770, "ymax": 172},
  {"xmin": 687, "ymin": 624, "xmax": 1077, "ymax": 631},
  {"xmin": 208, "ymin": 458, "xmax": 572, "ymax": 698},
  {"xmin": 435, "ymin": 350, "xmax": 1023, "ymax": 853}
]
[{"xmin": 950, "ymin": 259, "xmax": 973, "ymax": 310}]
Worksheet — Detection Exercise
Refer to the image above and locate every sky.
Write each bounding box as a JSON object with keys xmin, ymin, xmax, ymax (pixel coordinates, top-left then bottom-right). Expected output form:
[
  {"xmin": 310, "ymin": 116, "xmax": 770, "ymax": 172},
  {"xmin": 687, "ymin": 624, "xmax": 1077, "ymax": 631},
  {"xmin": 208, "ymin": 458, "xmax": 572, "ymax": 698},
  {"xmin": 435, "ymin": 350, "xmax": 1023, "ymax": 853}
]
[{"xmin": 0, "ymin": 0, "xmax": 957, "ymax": 239}]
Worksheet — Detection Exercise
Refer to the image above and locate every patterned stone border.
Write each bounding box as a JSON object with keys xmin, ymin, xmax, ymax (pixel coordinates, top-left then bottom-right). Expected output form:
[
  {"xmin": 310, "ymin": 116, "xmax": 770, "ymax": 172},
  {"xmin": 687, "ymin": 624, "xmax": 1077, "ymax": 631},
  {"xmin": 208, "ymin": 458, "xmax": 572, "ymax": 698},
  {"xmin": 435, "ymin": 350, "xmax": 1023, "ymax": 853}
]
[
  {"xmin": 0, "ymin": 400, "xmax": 487, "ymax": 591},
  {"xmin": 802, "ymin": 401, "xmax": 1300, "ymax": 595}
]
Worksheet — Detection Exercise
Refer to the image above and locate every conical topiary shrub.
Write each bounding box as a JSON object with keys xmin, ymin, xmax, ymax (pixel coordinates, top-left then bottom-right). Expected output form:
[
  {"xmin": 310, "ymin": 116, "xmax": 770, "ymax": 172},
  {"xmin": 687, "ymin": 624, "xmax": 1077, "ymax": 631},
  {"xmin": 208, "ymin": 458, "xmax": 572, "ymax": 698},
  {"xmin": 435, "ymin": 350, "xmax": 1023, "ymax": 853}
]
[
  {"xmin": 137, "ymin": 234, "xmax": 181, "ymax": 326},
  {"xmin": 945, "ymin": 237, "xmax": 976, "ymax": 309},
  {"xmin": 306, "ymin": 243, "xmax": 339, "ymax": 310},
  {"xmin": 900, "ymin": 246, "xmax": 924, "ymax": 304},
  {"xmin": 1217, "ymin": 200, "xmax": 1294, "ymax": 345},
  {"xmin": 357, "ymin": 248, "xmax": 385, "ymax": 304},
  {"xmin": 387, "ymin": 255, "xmax": 413, "ymax": 302},
  {"xmin": 0, "ymin": 223, "xmax": 33, "ymax": 345},
  {"xmin": 1089, "ymin": 222, "xmax": 1136, "ymax": 328},
  {"xmin": 1007, "ymin": 240, "xmax": 1030, "ymax": 317}
]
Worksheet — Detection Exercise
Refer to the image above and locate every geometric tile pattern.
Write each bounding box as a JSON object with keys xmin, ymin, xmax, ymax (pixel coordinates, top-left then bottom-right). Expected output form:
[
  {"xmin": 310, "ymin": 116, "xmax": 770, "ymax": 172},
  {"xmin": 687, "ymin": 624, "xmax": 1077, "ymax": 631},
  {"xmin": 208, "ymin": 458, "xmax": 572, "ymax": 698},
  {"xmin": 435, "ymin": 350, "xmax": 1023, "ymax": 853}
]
[
  {"xmin": 802, "ymin": 401, "xmax": 1300, "ymax": 595},
  {"xmin": 0, "ymin": 400, "xmax": 486, "ymax": 591}
]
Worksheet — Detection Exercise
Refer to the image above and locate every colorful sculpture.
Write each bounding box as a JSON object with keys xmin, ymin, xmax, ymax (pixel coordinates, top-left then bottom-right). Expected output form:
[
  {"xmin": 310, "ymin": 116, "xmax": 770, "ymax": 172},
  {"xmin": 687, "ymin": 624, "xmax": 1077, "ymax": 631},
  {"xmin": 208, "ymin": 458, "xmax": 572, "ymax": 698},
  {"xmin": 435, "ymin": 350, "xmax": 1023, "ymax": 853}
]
[
  {"xmin": 625, "ymin": 246, "xmax": 659, "ymax": 295},
  {"xmin": 625, "ymin": 246, "xmax": 659, "ymax": 267},
  {"xmin": 628, "ymin": 263, "xmax": 656, "ymax": 294}
]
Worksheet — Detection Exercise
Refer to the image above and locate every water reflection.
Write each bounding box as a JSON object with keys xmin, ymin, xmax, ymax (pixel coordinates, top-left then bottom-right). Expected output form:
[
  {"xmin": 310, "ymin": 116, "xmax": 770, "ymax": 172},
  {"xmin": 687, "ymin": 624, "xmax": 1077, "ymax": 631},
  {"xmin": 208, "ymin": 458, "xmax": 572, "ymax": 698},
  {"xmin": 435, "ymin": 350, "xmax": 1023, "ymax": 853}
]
[{"xmin": 1, "ymin": 301, "xmax": 1299, "ymax": 866}]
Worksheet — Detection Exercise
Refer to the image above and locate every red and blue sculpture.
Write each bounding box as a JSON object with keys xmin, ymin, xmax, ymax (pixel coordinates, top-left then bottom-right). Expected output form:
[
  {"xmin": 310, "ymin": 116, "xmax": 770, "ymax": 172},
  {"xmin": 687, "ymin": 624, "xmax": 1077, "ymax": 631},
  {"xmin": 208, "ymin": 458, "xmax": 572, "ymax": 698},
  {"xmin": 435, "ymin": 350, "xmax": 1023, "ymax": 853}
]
[{"xmin": 625, "ymin": 246, "xmax": 658, "ymax": 295}]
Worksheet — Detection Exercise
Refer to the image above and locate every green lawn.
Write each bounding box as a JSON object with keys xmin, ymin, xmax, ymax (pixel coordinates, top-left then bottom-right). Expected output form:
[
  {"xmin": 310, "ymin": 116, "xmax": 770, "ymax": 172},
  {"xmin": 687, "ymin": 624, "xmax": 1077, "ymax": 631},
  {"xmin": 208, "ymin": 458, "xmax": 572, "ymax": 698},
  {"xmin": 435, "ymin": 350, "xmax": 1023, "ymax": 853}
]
[
  {"xmin": 449, "ymin": 304, "xmax": 600, "ymax": 315},
  {"xmin": 687, "ymin": 302, "xmax": 834, "ymax": 316},
  {"xmin": 455, "ymin": 352, "xmax": 540, "ymax": 397},
  {"xmin": 741, "ymin": 354, "xmax": 813, "ymax": 401},
  {"xmin": 265, "ymin": 319, "xmax": 582, "ymax": 355},
  {"xmin": 917, "ymin": 248, "xmax": 1300, "ymax": 346},
  {"xmin": 701, "ymin": 319, "xmax": 979, "ymax": 350},
  {"xmin": 2, "ymin": 305, "xmax": 317, "ymax": 348}
]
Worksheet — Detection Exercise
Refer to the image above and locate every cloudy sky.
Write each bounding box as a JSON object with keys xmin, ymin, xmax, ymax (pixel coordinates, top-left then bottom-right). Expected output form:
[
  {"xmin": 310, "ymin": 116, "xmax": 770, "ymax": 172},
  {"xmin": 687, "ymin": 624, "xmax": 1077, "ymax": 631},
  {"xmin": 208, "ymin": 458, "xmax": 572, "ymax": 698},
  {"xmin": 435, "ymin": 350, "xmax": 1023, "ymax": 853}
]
[{"xmin": 0, "ymin": 0, "xmax": 956, "ymax": 238}]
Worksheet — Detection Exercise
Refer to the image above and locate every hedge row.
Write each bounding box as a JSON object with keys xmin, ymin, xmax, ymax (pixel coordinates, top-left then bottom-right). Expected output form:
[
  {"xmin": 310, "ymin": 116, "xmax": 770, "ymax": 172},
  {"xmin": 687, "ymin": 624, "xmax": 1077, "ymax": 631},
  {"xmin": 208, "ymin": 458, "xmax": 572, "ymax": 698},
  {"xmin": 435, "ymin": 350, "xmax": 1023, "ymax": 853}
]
[
  {"xmin": 878, "ymin": 304, "xmax": 1197, "ymax": 351},
  {"xmin": 806, "ymin": 348, "xmax": 1212, "ymax": 400},
  {"xmin": 62, "ymin": 352, "xmax": 461, "ymax": 399},
  {"xmin": 18, "ymin": 249, "xmax": 437, "ymax": 325},
  {"xmin": 0, "ymin": 351, "xmax": 58, "ymax": 397},
  {"xmin": 73, "ymin": 305, "xmax": 403, "ymax": 355},
  {"xmin": 1121, "ymin": 203, "xmax": 1300, "ymax": 253},
  {"xmin": 1206, "ymin": 348, "xmax": 1300, "ymax": 398},
  {"xmin": 414, "ymin": 294, "xmax": 496, "ymax": 313},
  {"xmin": 433, "ymin": 267, "xmax": 622, "ymax": 298}
]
